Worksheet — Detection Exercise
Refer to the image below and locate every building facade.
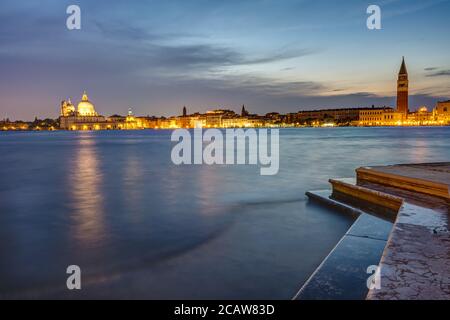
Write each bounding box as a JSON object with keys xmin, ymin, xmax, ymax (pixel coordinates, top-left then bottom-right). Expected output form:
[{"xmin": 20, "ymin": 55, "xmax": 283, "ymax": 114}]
[
  {"xmin": 358, "ymin": 107, "xmax": 397, "ymax": 126},
  {"xmin": 59, "ymin": 92, "xmax": 107, "ymax": 130},
  {"xmin": 434, "ymin": 101, "xmax": 450, "ymax": 124}
]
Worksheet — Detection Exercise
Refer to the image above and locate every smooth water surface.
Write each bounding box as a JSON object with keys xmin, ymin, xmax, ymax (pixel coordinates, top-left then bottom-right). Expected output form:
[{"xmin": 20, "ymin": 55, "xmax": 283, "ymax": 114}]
[{"xmin": 0, "ymin": 127, "xmax": 449, "ymax": 299}]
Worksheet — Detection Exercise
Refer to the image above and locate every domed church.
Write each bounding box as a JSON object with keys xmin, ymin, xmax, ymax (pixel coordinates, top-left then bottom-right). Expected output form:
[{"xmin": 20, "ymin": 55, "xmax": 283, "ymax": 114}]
[
  {"xmin": 59, "ymin": 91, "xmax": 106, "ymax": 130},
  {"xmin": 77, "ymin": 91, "xmax": 98, "ymax": 116}
]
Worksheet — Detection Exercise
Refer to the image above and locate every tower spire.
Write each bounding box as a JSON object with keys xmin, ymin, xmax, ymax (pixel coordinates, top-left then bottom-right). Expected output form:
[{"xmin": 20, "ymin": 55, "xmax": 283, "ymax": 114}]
[
  {"xmin": 82, "ymin": 90, "xmax": 89, "ymax": 101},
  {"xmin": 399, "ymin": 56, "xmax": 407, "ymax": 75}
]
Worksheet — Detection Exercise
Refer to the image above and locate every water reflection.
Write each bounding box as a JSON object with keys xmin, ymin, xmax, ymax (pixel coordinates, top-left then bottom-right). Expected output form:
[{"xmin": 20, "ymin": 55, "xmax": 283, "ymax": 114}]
[
  {"xmin": 123, "ymin": 151, "xmax": 144, "ymax": 223},
  {"xmin": 69, "ymin": 135, "xmax": 106, "ymax": 248},
  {"xmin": 1, "ymin": 128, "xmax": 449, "ymax": 299},
  {"xmin": 410, "ymin": 138, "xmax": 429, "ymax": 163}
]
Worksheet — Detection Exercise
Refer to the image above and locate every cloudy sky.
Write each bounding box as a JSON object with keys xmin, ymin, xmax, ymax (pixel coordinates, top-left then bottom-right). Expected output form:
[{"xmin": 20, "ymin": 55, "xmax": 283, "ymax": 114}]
[{"xmin": 1, "ymin": 0, "xmax": 450, "ymax": 120}]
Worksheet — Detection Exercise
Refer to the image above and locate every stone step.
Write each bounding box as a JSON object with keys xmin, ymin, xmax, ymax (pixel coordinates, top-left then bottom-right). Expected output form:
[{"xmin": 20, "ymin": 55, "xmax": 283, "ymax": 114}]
[
  {"xmin": 329, "ymin": 178, "xmax": 403, "ymax": 215},
  {"xmin": 298, "ymin": 190, "xmax": 393, "ymax": 300},
  {"xmin": 305, "ymin": 163, "xmax": 450, "ymax": 300},
  {"xmin": 356, "ymin": 166, "xmax": 450, "ymax": 200}
]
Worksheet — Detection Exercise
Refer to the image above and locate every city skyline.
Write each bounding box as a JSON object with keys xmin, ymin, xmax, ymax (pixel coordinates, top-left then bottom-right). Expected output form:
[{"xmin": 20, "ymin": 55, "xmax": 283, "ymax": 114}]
[
  {"xmin": 1, "ymin": 0, "xmax": 450, "ymax": 121},
  {"xmin": 2, "ymin": 58, "xmax": 450, "ymax": 129}
]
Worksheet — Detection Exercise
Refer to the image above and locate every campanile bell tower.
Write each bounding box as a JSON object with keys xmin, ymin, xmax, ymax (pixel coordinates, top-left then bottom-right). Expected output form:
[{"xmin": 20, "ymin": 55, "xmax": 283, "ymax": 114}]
[{"xmin": 397, "ymin": 57, "xmax": 409, "ymax": 115}]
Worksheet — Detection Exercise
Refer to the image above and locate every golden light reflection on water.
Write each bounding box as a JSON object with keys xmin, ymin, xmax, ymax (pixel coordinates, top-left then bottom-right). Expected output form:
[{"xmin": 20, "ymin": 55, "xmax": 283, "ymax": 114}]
[
  {"xmin": 69, "ymin": 134, "xmax": 106, "ymax": 247},
  {"xmin": 410, "ymin": 138, "xmax": 430, "ymax": 163},
  {"xmin": 197, "ymin": 166, "xmax": 224, "ymax": 216}
]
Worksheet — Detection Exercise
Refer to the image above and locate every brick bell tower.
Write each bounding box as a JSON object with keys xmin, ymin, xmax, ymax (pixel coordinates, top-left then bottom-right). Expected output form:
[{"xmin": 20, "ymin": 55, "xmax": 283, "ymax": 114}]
[{"xmin": 396, "ymin": 56, "xmax": 409, "ymax": 115}]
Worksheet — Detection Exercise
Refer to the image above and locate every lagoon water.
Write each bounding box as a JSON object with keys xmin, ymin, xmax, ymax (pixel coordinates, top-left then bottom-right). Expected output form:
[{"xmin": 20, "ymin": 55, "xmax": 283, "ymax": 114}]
[{"xmin": 0, "ymin": 127, "xmax": 449, "ymax": 299}]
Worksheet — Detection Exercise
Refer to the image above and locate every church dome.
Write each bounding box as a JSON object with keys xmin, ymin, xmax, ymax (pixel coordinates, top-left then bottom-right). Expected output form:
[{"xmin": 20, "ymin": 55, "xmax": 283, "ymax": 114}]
[{"xmin": 77, "ymin": 91, "xmax": 97, "ymax": 116}]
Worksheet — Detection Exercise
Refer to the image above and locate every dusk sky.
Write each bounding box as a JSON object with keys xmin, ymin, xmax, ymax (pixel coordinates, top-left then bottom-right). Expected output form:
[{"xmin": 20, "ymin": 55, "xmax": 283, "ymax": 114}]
[{"xmin": 1, "ymin": 0, "xmax": 450, "ymax": 120}]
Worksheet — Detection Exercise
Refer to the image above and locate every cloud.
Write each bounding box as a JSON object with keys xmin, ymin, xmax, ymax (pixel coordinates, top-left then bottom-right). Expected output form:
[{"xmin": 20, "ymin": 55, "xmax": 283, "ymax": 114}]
[
  {"xmin": 92, "ymin": 22, "xmax": 319, "ymax": 70},
  {"xmin": 169, "ymin": 72, "xmax": 328, "ymax": 97},
  {"xmin": 0, "ymin": 8, "xmax": 319, "ymax": 78},
  {"xmin": 426, "ymin": 69, "xmax": 450, "ymax": 77}
]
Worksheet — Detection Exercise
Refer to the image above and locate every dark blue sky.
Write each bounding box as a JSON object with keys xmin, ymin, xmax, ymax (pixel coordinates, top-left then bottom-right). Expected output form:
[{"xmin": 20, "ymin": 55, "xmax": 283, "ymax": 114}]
[{"xmin": 1, "ymin": 0, "xmax": 450, "ymax": 120}]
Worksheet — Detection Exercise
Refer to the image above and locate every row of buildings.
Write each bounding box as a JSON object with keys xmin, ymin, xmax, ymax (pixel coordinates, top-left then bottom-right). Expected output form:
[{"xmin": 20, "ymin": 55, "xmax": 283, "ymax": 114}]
[
  {"xmin": 357, "ymin": 57, "xmax": 450, "ymax": 126},
  {"xmin": 58, "ymin": 97, "xmax": 280, "ymax": 130},
  {"xmin": 0, "ymin": 117, "xmax": 58, "ymax": 131},
  {"xmin": 55, "ymin": 58, "xmax": 449, "ymax": 130},
  {"xmin": 2, "ymin": 57, "xmax": 449, "ymax": 131},
  {"xmin": 294, "ymin": 58, "xmax": 449, "ymax": 126}
]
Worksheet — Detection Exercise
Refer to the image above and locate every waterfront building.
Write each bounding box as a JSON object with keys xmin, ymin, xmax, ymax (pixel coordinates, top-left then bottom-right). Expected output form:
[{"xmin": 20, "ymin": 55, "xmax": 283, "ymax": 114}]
[
  {"xmin": 177, "ymin": 106, "xmax": 192, "ymax": 128},
  {"xmin": 358, "ymin": 107, "xmax": 396, "ymax": 126},
  {"xmin": 204, "ymin": 109, "xmax": 235, "ymax": 127},
  {"xmin": 382, "ymin": 110, "xmax": 406, "ymax": 125},
  {"xmin": 1, "ymin": 120, "xmax": 30, "ymax": 131},
  {"xmin": 297, "ymin": 107, "xmax": 386, "ymax": 125},
  {"xmin": 221, "ymin": 116, "xmax": 245, "ymax": 128},
  {"xmin": 434, "ymin": 101, "xmax": 450, "ymax": 124},
  {"xmin": 406, "ymin": 107, "xmax": 434, "ymax": 126},
  {"xmin": 245, "ymin": 116, "xmax": 268, "ymax": 127},
  {"xmin": 59, "ymin": 92, "xmax": 152, "ymax": 130},
  {"xmin": 60, "ymin": 98, "xmax": 75, "ymax": 116},
  {"xmin": 59, "ymin": 91, "xmax": 107, "ymax": 130},
  {"xmin": 77, "ymin": 91, "xmax": 98, "ymax": 116},
  {"xmin": 265, "ymin": 112, "xmax": 283, "ymax": 123}
]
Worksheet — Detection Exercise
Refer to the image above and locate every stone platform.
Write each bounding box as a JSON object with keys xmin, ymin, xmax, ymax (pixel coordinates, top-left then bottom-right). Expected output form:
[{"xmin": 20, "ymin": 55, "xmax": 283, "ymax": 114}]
[
  {"xmin": 301, "ymin": 163, "xmax": 450, "ymax": 300},
  {"xmin": 357, "ymin": 163, "xmax": 450, "ymax": 201}
]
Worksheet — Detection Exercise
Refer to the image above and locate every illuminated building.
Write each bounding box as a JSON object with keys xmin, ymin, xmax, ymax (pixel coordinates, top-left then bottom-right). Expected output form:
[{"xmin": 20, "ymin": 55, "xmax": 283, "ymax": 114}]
[
  {"xmin": 204, "ymin": 110, "xmax": 234, "ymax": 127},
  {"xmin": 298, "ymin": 108, "xmax": 382, "ymax": 125},
  {"xmin": 434, "ymin": 101, "xmax": 450, "ymax": 124},
  {"xmin": 406, "ymin": 107, "xmax": 434, "ymax": 126},
  {"xmin": 59, "ymin": 91, "xmax": 107, "ymax": 130},
  {"xmin": 77, "ymin": 92, "xmax": 98, "ymax": 116},
  {"xmin": 358, "ymin": 107, "xmax": 396, "ymax": 126},
  {"xmin": 60, "ymin": 98, "xmax": 75, "ymax": 116},
  {"xmin": 382, "ymin": 110, "xmax": 405, "ymax": 125},
  {"xmin": 0, "ymin": 120, "xmax": 30, "ymax": 131}
]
